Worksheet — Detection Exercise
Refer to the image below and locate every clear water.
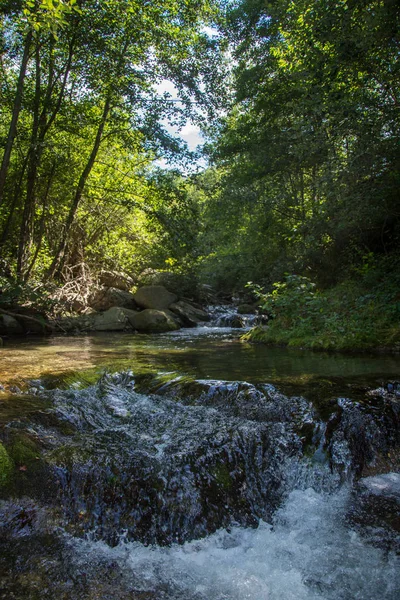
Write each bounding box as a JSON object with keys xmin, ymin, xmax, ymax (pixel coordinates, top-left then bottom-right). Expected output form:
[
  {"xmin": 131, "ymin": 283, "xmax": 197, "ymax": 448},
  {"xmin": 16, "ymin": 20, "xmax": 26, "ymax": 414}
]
[{"xmin": 1, "ymin": 327, "xmax": 399, "ymax": 388}]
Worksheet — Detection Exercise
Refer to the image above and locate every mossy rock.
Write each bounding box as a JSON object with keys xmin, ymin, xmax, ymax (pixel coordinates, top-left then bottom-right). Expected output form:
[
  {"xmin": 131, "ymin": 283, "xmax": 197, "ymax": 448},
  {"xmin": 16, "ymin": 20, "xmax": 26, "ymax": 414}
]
[
  {"xmin": 237, "ymin": 303, "xmax": 257, "ymax": 315},
  {"xmin": 211, "ymin": 463, "xmax": 233, "ymax": 491},
  {"xmin": 48, "ymin": 443, "xmax": 92, "ymax": 467},
  {"xmin": 0, "ymin": 442, "xmax": 13, "ymax": 487},
  {"xmin": 8, "ymin": 434, "xmax": 41, "ymax": 467}
]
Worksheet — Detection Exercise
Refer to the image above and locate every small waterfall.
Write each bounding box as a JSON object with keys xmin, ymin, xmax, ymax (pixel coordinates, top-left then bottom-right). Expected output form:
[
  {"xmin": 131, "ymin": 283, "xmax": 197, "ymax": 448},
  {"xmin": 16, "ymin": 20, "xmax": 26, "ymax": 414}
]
[{"xmin": 207, "ymin": 305, "xmax": 264, "ymax": 328}]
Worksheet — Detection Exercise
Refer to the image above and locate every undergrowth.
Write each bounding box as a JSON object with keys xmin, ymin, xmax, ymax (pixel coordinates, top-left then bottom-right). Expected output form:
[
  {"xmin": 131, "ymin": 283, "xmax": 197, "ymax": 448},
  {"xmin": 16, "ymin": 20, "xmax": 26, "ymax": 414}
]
[{"xmin": 244, "ymin": 257, "xmax": 400, "ymax": 351}]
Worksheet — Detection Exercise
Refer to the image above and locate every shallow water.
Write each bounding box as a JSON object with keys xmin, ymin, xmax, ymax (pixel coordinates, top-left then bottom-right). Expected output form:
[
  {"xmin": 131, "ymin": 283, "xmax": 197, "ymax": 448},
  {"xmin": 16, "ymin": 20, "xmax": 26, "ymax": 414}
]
[{"xmin": 1, "ymin": 327, "xmax": 399, "ymax": 390}]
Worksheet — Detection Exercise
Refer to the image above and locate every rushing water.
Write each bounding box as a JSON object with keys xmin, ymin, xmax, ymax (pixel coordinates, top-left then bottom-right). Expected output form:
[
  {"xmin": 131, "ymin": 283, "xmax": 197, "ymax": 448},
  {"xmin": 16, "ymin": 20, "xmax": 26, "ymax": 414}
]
[{"xmin": 0, "ymin": 322, "xmax": 399, "ymax": 599}]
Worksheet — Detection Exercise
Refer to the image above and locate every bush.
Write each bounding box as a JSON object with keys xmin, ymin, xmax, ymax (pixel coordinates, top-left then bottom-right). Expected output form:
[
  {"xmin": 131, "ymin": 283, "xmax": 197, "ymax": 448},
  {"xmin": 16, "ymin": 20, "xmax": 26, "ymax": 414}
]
[{"xmin": 245, "ymin": 268, "xmax": 400, "ymax": 351}]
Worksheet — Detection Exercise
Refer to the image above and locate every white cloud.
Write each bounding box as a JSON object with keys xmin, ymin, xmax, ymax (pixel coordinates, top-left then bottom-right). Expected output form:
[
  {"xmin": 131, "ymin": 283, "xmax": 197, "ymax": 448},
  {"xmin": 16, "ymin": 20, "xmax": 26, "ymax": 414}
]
[
  {"xmin": 155, "ymin": 80, "xmax": 179, "ymax": 97},
  {"xmin": 153, "ymin": 80, "xmax": 205, "ymax": 165}
]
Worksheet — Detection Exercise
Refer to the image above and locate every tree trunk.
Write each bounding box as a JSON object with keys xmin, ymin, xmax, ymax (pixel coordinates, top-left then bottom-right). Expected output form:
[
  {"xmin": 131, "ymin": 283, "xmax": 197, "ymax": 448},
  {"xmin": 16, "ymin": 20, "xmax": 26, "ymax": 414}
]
[
  {"xmin": 17, "ymin": 41, "xmax": 42, "ymax": 278},
  {"xmin": 25, "ymin": 161, "xmax": 56, "ymax": 280},
  {"xmin": 0, "ymin": 155, "xmax": 29, "ymax": 247},
  {"xmin": 46, "ymin": 94, "xmax": 112, "ymax": 279},
  {"xmin": 0, "ymin": 30, "xmax": 32, "ymax": 206},
  {"xmin": 17, "ymin": 36, "xmax": 75, "ymax": 280}
]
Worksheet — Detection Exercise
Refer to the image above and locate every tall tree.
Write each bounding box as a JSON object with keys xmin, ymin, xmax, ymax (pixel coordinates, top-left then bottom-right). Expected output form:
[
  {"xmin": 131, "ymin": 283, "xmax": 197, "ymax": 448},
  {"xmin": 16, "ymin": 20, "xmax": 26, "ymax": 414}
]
[
  {"xmin": 0, "ymin": 0, "xmax": 224, "ymax": 281},
  {"xmin": 203, "ymin": 0, "xmax": 400, "ymax": 287}
]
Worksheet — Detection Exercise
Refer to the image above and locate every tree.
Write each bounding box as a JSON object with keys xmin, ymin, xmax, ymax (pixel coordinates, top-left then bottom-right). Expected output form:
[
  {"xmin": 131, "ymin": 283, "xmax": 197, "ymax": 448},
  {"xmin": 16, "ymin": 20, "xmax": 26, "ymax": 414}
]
[
  {"xmin": 202, "ymin": 0, "xmax": 400, "ymax": 288},
  {"xmin": 0, "ymin": 0, "xmax": 224, "ymax": 282}
]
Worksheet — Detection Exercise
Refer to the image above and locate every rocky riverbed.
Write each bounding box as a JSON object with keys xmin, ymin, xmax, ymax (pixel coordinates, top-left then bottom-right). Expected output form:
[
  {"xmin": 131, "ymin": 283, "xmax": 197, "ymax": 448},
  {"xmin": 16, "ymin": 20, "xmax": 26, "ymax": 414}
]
[{"xmin": 0, "ymin": 361, "xmax": 399, "ymax": 599}]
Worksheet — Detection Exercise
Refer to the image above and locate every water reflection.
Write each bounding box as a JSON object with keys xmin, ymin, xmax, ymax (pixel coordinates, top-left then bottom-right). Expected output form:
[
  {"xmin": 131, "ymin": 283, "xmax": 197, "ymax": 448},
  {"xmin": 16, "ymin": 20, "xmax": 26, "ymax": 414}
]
[{"xmin": 0, "ymin": 329, "xmax": 399, "ymax": 396}]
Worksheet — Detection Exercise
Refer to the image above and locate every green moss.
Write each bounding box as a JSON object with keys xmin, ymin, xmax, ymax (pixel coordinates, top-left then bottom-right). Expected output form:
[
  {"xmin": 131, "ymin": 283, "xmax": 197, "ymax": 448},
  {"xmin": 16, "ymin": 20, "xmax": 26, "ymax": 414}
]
[
  {"xmin": 211, "ymin": 463, "xmax": 233, "ymax": 490},
  {"xmin": 8, "ymin": 434, "xmax": 41, "ymax": 467},
  {"xmin": 135, "ymin": 372, "xmax": 200, "ymax": 403},
  {"xmin": 48, "ymin": 443, "xmax": 91, "ymax": 467},
  {"xmin": 0, "ymin": 442, "xmax": 14, "ymax": 487},
  {"xmin": 244, "ymin": 273, "xmax": 400, "ymax": 352},
  {"xmin": 42, "ymin": 368, "xmax": 104, "ymax": 390}
]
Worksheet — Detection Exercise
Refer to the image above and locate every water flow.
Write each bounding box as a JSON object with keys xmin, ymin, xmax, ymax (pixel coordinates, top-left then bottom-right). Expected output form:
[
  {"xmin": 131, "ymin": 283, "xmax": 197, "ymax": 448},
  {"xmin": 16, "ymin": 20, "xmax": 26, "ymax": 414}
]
[
  {"xmin": 207, "ymin": 305, "xmax": 261, "ymax": 328},
  {"xmin": 1, "ymin": 369, "xmax": 399, "ymax": 599},
  {"xmin": 66, "ymin": 485, "xmax": 399, "ymax": 600}
]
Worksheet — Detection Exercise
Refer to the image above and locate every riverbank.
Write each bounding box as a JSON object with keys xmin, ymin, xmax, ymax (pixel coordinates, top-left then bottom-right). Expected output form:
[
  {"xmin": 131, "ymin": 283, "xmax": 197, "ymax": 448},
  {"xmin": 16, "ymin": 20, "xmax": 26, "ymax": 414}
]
[
  {"xmin": 244, "ymin": 270, "xmax": 400, "ymax": 353},
  {"xmin": 0, "ymin": 279, "xmax": 211, "ymax": 339}
]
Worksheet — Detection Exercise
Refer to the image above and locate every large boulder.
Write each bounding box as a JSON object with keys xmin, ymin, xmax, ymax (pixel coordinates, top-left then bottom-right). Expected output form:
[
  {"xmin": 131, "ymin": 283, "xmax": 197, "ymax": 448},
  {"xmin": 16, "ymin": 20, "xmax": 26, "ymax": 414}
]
[
  {"xmin": 88, "ymin": 286, "xmax": 137, "ymax": 312},
  {"xmin": 237, "ymin": 303, "xmax": 257, "ymax": 315},
  {"xmin": 98, "ymin": 271, "xmax": 134, "ymax": 292},
  {"xmin": 128, "ymin": 309, "xmax": 180, "ymax": 333},
  {"xmin": 133, "ymin": 286, "xmax": 178, "ymax": 310},
  {"xmin": 0, "ymin": 314, "xmax": 24, "ymax": 335},
  {"xmin": 169, "ymin": 300, "xmax": 210, "ymax": 327},
  {"xmin": 93, "ymin": 307, "xmax": 139, "ymax": 331},
  {"xmin": 56, "ymin": 314, "xmax": 95, "ymax": 333},
  {"xmin": 137, "ymin": 270, "xmax": 198, "ymax": 299}
]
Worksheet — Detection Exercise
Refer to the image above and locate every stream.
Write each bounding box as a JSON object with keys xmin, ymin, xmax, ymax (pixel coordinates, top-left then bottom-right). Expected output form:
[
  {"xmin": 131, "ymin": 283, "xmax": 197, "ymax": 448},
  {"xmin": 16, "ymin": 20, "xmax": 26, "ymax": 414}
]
[{"xmin": 0, "ymin": 319, "xmax": 399, "ymax": 599}]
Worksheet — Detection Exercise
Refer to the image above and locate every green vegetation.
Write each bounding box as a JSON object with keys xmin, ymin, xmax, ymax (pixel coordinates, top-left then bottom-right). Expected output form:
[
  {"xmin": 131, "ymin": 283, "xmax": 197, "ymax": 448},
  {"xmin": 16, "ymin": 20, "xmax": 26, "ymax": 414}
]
[
  {"xmin": 211, "ymin": 462, "xmax": 233, "ymax": 491},
  {"xmin": 244, "ymin": 265, "xmax": 400, "ymax": 351},
  {"xmin": 0, "ymin": 442, "xmax": 13, "ymax": 487},
  {"xmin": 8, "ymin": 433, "xmax": 41, "ymax": 467},
  {"xmin": 1, "ymin": 1, "xmax": 399, "ymax": 350},
  {"xmin": 0, "ymin": 0, "xmax": 224, "ymax": 283}
]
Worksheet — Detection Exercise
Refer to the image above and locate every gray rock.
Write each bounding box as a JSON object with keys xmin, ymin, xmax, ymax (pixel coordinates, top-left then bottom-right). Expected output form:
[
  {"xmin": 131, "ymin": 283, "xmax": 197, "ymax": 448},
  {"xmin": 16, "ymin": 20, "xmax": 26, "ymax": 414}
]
[
  {"xmin": 55, "ymin": 314, "xmax": 95, "ymax": 333},
  {"xmin": 133, "ymin": 286, "xmax": 178, "ymax": 310},
  {"xmin": 89, "ymin": 286, "xmax": 137, "ymax": 312},
  {"xmin": 137, "ymin": 270, "xmax": 198, "ymax": 298},
  {"xmin": 9, "ymin": 385, "xmax": 22, "ymax": 394},
  {"xmin": 169, "ymin": 300, "xmax": 210, "ymax": 327},
  {"xmin": 360, "ymin": 473, "xmax": 400, "ymax": 500},
  {"xmin": 93, "ymin": 307, "xmax": 139, "ymax": 331},
  {"xmin": 128, "ymin": 309, "xmax": 180, "ymax": 333},
  {"xmin": 98, "ymin": 270, "xmax": 134, "ymax": 291},
  {"xmin": 0, "ymin": 314, "xmax": 24, "ymax": 335},
  {"xmin": 237, "ymin": 303, "xmax": 257, "ymax": 315}
]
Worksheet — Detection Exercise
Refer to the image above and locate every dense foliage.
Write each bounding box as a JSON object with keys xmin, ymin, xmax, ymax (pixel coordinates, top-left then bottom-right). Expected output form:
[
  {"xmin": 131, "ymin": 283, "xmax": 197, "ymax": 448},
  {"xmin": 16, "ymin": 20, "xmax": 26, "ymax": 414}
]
[
  {"xmin": 0, "ymin": 0, "xmax": 223, "ymax": 282},
  {"xmin": 1, "ymin": 0, "xmax": 399, "ymax": 348},
  {"xmin": 198, "ymin": 0, "xmax": 400, "ymax": 291},
  {"xmin": 244, "ymin": 263, "xmax": 400, "ymax": 350}
]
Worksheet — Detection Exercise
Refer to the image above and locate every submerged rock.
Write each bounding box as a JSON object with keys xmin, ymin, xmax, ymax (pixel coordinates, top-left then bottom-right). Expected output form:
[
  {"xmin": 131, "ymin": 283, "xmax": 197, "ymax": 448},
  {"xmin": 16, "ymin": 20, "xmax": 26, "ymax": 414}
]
[
  {"xmin": 348, "ymin": 473, "xmax": 400, "ymax": 552},
  {"xmin": 1, "ymin": 369, "xmax": 400, "ymax": 560},
  {"xmin": 326, "ymin": 394, "xmax": 400, "ymax": 479}
]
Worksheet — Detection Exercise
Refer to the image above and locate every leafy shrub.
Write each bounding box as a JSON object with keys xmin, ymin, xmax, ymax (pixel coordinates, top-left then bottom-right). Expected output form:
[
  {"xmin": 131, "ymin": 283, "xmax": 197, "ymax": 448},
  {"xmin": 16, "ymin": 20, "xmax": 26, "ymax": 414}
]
[
  {"xmin": 245, "ymin": 268, "xmax": 400, "ymax": 351},
  {"xmin": 0, "ymin": 277, "xmax": 58, "ymax": 314}
]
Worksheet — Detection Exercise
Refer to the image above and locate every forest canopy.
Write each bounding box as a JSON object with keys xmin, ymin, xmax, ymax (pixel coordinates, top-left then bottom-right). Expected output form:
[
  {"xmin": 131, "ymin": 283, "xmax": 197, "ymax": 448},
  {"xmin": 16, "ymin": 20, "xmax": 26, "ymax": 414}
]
[
  {"xmin": 0, "ymin": 0, "xmax": 224, "ymax": 282},
  {"xmin": 0, "ymin": 0, "xmax": 399, "ymax": 318}
]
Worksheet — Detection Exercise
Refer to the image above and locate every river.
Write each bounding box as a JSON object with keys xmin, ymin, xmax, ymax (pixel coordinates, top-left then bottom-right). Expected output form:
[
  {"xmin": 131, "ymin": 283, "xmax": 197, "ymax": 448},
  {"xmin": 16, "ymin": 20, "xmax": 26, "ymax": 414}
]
[{"xmin": 0, "ymin": 324, "xmax": 399, "ymax": 599}]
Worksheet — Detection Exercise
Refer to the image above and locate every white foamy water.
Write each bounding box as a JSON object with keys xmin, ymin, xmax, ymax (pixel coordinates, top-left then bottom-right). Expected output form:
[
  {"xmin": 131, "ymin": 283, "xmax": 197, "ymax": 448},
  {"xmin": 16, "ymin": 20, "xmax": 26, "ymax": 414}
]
[{"xmin": 71, "ymin": 487, "xmax": 400, "ymax": 600}]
